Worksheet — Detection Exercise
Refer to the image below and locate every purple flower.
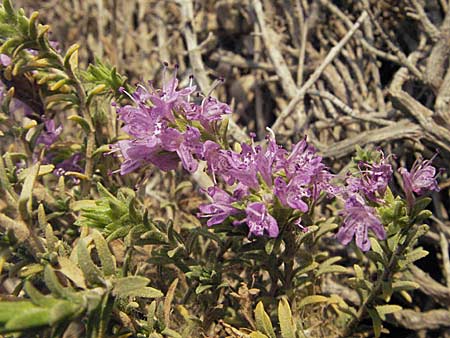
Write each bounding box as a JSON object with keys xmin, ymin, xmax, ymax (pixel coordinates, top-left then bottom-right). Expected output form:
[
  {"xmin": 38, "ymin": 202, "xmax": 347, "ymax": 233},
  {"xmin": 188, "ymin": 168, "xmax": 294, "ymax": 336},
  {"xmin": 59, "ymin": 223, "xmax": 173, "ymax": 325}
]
[
  {"xmin": 203, "ymin": 141, "xmax": 259, "ymax": 189},
  {"xmin": 234, "ymin": 202, "xmax": 279, "ymax": 238},
  {"xmin": 399, "ymin": 157, "xmax": 440, "ymax": 208},
  {"xmin": 284, "ymin": 137, "xmax": 322, "ymax": 180},
  {"xmin": 146, "ymin": 67, "xmax": 196, "ymax": 121},
  {"xmin": 113, "ymin": 69, "xmax": 206, "ymax": 175},
  {"xmin": 115, "ymin": 139, "xmax": 179, "ymax": 174},
  {"xmin": 399, "ymin": 158, "xmax": 439, "ymax": 196},
  {"xmin": 274, "ymin": 176, "xmax": 310, "ymax": 212},
  {"xmin": 117, "ymin": 104, "xmax": 155, "ymax": 138},
  {"xmin": 197, "ymin": 186, "xmax": 240, "ymax": 226},
  {"xmin": 282, "ymin": 137, "xmax": 335, "ymax": 200},
  {"xmin": 54, "ymin": 153, "xmax": 84, "ymax": 183},
  {"xmin": 186, "ymin": 96, "xmax": 232, "ymax": 132},
  {"xmin": 36, "ymin": 119, "xmax": 62, "ymax": 148},
  {"xmin": 227, "ymin": 143, "xmax": 260, "ymax": 188},
  {"xmin": 176, "ymin": 126, "xmax": 203, "ymax": 173},
  {"xmin": 347, "ymin": 154, "xmax": 393, "ymax": 203},
  {"xmin": 0, "ymin": 54, "xmax": 11, "ymax": 67},
  {"xmin": 54, "ymin": 153, "xmax": 83, "ymax": 176},
  {"xmin": 255, "ymin": 136, "xmax": 287, "ymax": 186},
  {"xmin": 336, "ymin": 195, "xmax": 386, "ymax": 251},
  {"xmin": 203, "ymin": 141, "xmax": 229, "ymax": 180}
]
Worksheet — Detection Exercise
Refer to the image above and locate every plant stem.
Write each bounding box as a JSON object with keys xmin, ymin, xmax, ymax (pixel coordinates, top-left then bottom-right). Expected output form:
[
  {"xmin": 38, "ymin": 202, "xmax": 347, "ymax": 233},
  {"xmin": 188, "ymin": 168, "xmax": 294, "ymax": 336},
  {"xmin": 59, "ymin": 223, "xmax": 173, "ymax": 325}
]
[
  {"xmin": 46, "ymin": 47, "xmax": 95, "ymax": 197},
  {"xmin": 339, "ymin": 234, "xmax": 409, "ymax": 337},
  {"xmin": 63, "ymin": 57, "xmax": 95, "ymax": 197}
]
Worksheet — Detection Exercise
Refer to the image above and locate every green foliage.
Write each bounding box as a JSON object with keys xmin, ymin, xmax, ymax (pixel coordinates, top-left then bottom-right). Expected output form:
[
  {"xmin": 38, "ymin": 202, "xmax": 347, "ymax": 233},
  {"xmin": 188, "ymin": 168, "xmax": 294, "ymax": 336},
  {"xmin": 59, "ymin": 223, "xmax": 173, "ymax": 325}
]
[
  {"xmin": 0, "ymin": 228, "xmax": 164, "ymax": 336},
  {"xmin": 83, "ymin": 57, "xmax": 128, "ymax": 101},
  {"xmin": 73, "ymin": 183, "xmax": 143, "ymax": 239}
]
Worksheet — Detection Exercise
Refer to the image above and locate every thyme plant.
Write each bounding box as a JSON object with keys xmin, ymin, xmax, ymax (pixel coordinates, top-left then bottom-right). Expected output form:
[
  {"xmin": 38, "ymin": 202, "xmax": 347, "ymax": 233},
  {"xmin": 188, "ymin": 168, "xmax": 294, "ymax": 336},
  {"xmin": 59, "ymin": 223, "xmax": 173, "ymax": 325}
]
[{"xmin": 0, "ymin": 1, "xmax": 441, "ymax": 337}]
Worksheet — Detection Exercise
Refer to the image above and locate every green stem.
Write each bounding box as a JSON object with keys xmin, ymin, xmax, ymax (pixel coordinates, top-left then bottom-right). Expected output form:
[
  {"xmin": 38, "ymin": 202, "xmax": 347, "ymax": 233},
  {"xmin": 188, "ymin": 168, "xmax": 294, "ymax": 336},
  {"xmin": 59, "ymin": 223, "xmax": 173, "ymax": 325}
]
[
  {"xmin": 63, "ymin": 58, "xmax": 95, "ymax": 197},
  {"xmin": 339, "ymin": 230, "xmax": 410, "ymax": 337},
  {"xmin": 45, "ymin": 47, "xmax": 95, "ymax": 197}
]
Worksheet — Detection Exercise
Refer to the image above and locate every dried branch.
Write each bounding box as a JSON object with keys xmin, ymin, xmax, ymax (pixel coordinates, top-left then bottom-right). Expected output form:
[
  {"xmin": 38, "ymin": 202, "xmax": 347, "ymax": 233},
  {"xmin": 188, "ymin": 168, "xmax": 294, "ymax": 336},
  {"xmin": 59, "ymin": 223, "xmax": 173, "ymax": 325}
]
[{"xmin": 271, "ymin": 11, "xmax": 368, "ymax": 134}]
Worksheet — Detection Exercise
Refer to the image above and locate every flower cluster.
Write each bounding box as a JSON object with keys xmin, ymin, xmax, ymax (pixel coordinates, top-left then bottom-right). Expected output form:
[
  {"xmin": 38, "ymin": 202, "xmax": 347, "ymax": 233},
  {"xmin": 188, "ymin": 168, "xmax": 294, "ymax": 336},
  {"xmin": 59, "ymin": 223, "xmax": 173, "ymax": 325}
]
[
  {"xmin": 336, "ymin": 194, "xmax": 385, "ymax": 251},
  {"xmin": 336, "ymin": 152, "xmax": 392, "ymax": 251},
  {"xmin": 399, "ymin": 156, "xmax": 440, "ymax": 208},
  {"xmin": 198, "ymin": 134, "xmax": 337, "ymax": 237},
  {"xmin": 111, "ymin": 67, "xmax": 232, "ymax": 176},
  {"xmin": 336, "ymin": 152, "xmax": 440, "ymax": 251},
  {"xmin": 113, "ymin": 68, "xmax": 337, "ymax": 238},
  {"xmin": 113, "ymin": 71, "xmax": 440, "ymax": 251}
]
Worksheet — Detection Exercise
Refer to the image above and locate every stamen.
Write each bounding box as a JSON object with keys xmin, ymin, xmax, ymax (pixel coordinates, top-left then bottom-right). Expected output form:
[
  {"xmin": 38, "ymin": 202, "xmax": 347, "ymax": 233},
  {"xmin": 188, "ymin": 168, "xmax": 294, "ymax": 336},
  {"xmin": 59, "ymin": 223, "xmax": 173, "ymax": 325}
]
[
  {"xmin": 206, "ymin": 77, "xmax": 224, "ymax": 97},
  {"xmin": 265, "ymin": 127, "xmax": 276, "ymax": 139},
  {"xmin": 169, "ymin": 63, "xmax": 179, "ymax": 94},
  {"xmin": 162, "ymin": 61, "xmax": 169, "ymax": 92},
  {"xmin": 188, "ymin": 75, "xmax": 194, "ymax": 102},
  {"xmin": 119, "ymin": 86, "xmax": 136, "ymax": 102}
]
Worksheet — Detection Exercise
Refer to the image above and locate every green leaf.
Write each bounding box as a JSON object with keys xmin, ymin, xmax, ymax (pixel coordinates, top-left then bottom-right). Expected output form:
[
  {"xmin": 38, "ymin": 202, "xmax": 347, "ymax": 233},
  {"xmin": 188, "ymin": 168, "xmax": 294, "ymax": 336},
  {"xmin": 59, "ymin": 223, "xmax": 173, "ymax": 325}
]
[
  {"xmin": 314, "ymin": 221, "xmax": 338, "ymax": 241},
  {"xmin": 265, "ymin": 238, "xmax": 275, "ymax": 255},
  {"xmin": 375, "ymin": 304, "xmax": 402, "ymax": 321},
  {"xmin": 0, "ymin": 302, "xmax": 37, "ymax": 322},
  {"xmin": 147, "ymin": 300, "xmax": 157, "ymax": 333},
  {"xmin": 278, "ymin": 298, "xmax": 296, "ymax": 338},
  {"xmin": 18, "ymin": 162, "xmax": 39, "ymax": 220},
  {"xmin": 113, "ymin": 276, "xmax": 163, "ymax": 298},
  {"xmin": 117, "ymin": 286, "xmax": 163, "ymax": 299},
  {"xmin": 400, "ymin": 247, "xmax": 429, "ymax": 268},
  {"xmin": 17, "ymin": 164, "xmax": 54, "ymax": 181},
  {"xmin": 195, "ymin": 284, "xmax": 213, "ymax": 294},
  {"xmin": 353, "ymin": 264, "xmax": 364, "ymax": 280},
  {"xmin": 0, "ymin": 156, "xmax": 17, "ymax": 202},
  {"xmin": 113, "ymin": 276, "xmax": 150, "ymax": 296},
  {"xmin": 91, "ymin": 230, "xmax": 116, "ymax": 277},
  {"xmin": 77, "ymin": 239, "xmax": 105, "ymax": 285},
  {"xmin": 68, "ymin": 115, "xmax": 92, "ymax": 133},
  {"xmin": 4, "ymin": 307, "xmax": 50, "ymax": 331},
  {"xmin": 298, "ymin": 295, "xmax": 329, "ymax": 309},
  {"xmin": 369, "ymin": 237, "xmax": 385, "ymax": 257},
  {"xmin": 2, "ymin": 0, "xmax": 15, "ymax": 16},
  {"xmin": 316, "ymin": 265, "xmax": 348, "ymax": 276},
  {"xmin": 254, "ymin": 301, "xmax": 276, "ymax": 338},
  {"xmin": 161, "ymin": 327, "xmax": 182, "ymax": 338},
  {"xmin": 43, "ymin": 266, "xmax": 77, "ymax": 300},
  {"xmin": 57, "ymin": 257, "xmax": 87, "ymax": 289},
  {"xmin": 25, "ymin": 281, "xmax": 59, "ymax": 308},
  {"xmin": 412, "ymin": 197, "xmax": 432, "ymax": 216},
  {"xmin": 392, "ymin": 281, "xmax": 420, "ymax": 292},
  {"xmin": 368, "ymin": 308, "xmax": 382, "ymax": 338},
  {"xmin": 0, "ymin": 212, "xmax": 29, "ymax": 242},
  {"xmin": 63, "ymin": 44, "xmax": 79, "ymax": 70},
  {"xmin": 381, "ymin": 281, "xmax": 393, "ymax": 302},
  {"xmin": 415, "ymin": 210, "xmax": 433, "ymax": 223},
  {"xmin": 28, "ymin": 11, "xmax": 38, "ymax": 39},
  {"xmin": 49, "ymin": 300, "xmax": 80, "ymax": 325},
  {"xmin": 164, "ymin": 278, "xmax": 178, "ymax": 326},
  {"xmin": 293, "ymin": 261, "xmax": 319, "ymax": 277}
]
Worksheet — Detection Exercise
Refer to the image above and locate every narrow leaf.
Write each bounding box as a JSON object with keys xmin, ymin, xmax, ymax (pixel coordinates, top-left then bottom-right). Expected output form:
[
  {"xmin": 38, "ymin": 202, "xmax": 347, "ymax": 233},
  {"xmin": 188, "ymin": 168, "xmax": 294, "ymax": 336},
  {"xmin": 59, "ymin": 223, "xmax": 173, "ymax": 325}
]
[
  {"xmin": 164, "ymin": 278, "xmax": 178, "ymax": 326},
  {"xmin": 375, "ymin": 305, "xmax": 402, "ymax": 320},
  {"xmin": 18, "ymin": 162, "xmax": 40, "ymax": 220},
  {"xmin": 298, "ymin": 295, "xmax": 329, "ymax": 309},
  {"xmin": 91, "ymin": 230, "xmax": 115, "ymax": 277},
  {"xmin": 278, "ymin": 298, "xmax": 296, "ymax": 338},
  {"xmin": 76, "ymin": 239, "xmax": 105, "ymax": 285},
  {"xmin": 254, "ymin": 301, "xmax": 276, "ymax": 338},
  {"xmin": 113, "ymin": 276, "xmax": 149, "ymax": 296}
]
